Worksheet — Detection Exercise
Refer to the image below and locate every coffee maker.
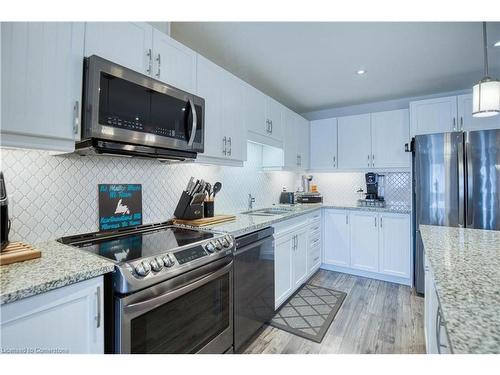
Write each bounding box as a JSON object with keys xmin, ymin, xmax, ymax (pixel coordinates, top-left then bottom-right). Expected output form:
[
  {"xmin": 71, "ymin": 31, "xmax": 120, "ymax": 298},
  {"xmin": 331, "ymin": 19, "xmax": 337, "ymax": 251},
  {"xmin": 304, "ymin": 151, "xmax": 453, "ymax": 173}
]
[{"xmin": 357, "ymin": 172, "xmax": 385, "ymax": 208}]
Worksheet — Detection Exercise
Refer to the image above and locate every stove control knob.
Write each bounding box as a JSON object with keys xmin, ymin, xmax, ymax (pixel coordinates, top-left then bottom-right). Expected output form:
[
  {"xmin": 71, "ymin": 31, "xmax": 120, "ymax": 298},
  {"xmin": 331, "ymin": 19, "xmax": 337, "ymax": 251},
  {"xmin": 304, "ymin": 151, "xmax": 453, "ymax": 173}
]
[
  {"xmin": 215, "ymin": 239, "xmax": 223, "ymax": 250},
  {"xmin": 162, "ymin": 255, "xmax": 173, "ymax": 267},
  {"xmin": 135, "ymin": 261, "xmax": 151, "ymax": 277},
  {"xmin": 150, "ymin": 257, "xmax": 163, "ymax": 272},
  {"xmin": 205, "ymin": 242, "xmax": 216, "ymax": 253},
  {"xmin": 168, "ymin": 253, "xmax": 176, "ymax": 266}
]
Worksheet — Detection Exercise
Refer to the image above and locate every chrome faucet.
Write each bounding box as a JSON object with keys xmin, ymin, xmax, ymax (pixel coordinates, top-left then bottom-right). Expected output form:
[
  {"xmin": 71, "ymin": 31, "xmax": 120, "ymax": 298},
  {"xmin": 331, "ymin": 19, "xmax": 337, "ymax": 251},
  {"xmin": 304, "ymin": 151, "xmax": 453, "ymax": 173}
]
[{"xmin": 248, "ymin": 194, "xmax": 255, "ymax": 210}]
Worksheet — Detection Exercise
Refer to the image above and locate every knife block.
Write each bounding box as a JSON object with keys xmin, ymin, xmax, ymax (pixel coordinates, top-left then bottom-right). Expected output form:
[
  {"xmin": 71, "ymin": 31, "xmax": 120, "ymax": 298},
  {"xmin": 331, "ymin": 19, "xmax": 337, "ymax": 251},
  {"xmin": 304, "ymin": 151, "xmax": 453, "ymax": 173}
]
[{"xmin": 174, "ymin": 191, "xmax": 204, "ymax": 220}]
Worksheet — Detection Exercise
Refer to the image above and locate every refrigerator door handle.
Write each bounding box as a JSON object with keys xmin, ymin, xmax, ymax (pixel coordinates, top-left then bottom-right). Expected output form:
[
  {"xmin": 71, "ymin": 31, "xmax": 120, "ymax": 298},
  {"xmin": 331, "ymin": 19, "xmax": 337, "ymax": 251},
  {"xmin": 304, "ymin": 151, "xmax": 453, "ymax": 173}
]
[
  {"xmin": 457, "ymin": 135, "xmax": 465, "ymax": 228},
  {"xmin": 465, "ymin": 140, "xmax": 473, "ymax": 227}
]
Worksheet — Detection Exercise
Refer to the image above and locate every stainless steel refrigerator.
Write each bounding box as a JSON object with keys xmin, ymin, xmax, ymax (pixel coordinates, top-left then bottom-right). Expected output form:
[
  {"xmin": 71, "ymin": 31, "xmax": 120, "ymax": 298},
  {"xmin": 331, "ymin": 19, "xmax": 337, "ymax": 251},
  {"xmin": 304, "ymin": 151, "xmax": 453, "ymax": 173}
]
[{"xmin": 413, "ymin": 129, "xmax": 500, "ymax": 294}]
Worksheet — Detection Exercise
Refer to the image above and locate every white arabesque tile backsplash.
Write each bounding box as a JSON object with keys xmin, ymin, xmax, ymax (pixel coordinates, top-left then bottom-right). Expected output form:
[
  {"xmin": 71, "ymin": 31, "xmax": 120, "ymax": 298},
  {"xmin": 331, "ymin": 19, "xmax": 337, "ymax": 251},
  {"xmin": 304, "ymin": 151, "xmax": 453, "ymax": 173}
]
[{"xmin": 0, "ymin": 142, "xmax": 410, "ymax": 243}]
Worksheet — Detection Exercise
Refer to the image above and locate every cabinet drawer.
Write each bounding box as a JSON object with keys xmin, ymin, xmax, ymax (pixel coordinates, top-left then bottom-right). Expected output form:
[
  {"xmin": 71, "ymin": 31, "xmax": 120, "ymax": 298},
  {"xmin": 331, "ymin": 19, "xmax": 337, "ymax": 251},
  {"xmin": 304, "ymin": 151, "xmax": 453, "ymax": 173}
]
[
  {"xmin": 310, "ymin": 236, "xmax": 321, "ymax": 248},
  {"xmin": 309, "ymin": 246, "xmax": 321, "ymax": 263},
  {"xmin": 309, "ymin": 228, "xmax": 321, "ymax": 240},
  {"xmin": 309, "ymin": 222, "xmax": 321, "ymax": 232}
]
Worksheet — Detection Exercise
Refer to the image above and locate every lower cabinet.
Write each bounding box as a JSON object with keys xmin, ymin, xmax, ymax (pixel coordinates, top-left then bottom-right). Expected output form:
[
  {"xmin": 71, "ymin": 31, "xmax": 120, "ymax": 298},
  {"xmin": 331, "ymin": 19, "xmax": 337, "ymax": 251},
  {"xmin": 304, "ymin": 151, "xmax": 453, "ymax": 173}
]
[
  {"xmin": 322, "ymin": 209, "xmax": 411, "ymax": 285},
  {"xmin": 274, "ymin": 211, "xmax": 322, "ymax": 309},
  {"xmin": 0, "ymin": 276, "xmax": 104, "ymax": 354}
]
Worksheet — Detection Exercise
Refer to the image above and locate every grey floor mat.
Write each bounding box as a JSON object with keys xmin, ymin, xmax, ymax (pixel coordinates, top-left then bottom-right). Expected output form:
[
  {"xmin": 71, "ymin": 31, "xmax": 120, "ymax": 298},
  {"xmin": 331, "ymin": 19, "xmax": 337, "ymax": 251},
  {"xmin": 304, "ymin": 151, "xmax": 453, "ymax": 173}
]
[{"xmin": 269, "ymin": 283, "xmax": 346, "ymax": 343}]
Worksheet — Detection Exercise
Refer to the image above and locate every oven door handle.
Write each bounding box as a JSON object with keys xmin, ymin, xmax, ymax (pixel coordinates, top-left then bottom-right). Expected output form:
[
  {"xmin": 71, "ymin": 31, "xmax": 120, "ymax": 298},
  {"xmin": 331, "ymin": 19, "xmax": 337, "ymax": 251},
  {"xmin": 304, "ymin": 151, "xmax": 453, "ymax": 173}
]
[
  {"xmin": 126, "ymin": 260, "xmax": 232, "ymax": 314},
  {"xmin": 187, "ymin": 97, "xmax": 197, "ymax": 147}
]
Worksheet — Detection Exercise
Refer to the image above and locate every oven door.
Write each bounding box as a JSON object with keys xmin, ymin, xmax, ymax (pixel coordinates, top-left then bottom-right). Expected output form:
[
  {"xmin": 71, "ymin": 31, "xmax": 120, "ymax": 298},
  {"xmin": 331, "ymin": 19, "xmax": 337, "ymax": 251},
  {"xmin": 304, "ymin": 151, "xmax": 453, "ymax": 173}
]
[
  {"xmin": 116, "ymin": 257, "xmax": 233, "ymax": 354},
  {"xmin": 83, "ymin": 55, "xmax": 204, "ymax": 153}
]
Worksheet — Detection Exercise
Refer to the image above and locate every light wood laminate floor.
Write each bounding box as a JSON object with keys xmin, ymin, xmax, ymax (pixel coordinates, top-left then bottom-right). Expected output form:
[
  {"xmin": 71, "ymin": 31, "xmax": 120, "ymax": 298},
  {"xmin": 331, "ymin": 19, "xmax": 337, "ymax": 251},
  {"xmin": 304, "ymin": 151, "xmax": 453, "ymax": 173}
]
[{"xmin": 243, "ymin": 269, "xmax": 425, "ymax": 354}]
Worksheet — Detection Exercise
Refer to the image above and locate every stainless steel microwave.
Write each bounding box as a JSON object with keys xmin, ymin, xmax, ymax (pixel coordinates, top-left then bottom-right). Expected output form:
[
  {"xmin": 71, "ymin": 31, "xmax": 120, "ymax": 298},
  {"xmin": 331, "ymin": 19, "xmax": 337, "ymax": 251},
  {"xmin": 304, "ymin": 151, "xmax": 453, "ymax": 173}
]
[{"xmin": 76, "ymin": 55, "xmax": 204, "ymax": 161}]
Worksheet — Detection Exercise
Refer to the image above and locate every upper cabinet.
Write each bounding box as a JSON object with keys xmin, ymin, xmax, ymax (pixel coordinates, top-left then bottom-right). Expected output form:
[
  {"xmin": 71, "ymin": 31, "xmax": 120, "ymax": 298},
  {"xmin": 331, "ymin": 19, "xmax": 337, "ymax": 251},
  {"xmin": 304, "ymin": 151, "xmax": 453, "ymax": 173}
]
[
  {"xmin": 337, "ymin": 114, "xmax": 372, "ymax": 169},
  {"xmin": 151, "ymin": 29, "xmax": 197, "ymax": 93},
  {"xmin": 410, "ymin": 94, "xmax": 499, "ymax": 136},
  {"xmin": 196, "ymin": 54, "xmax": 246, "ymax": 165},
  {"xmin": 266, "ymin": 98, "xmax": 284, "ymax": 143},
  {"xmin": 310, "ymin": 118, "xmax": 338, "ymax": 170},
  {"xmin": 84, "ymin": 22, "xmax": 153, "ymax": 76},
  {"xmin": 296, "ymin": 115, "xmax": 310, "ymax": 170},
  {"xmin": 1, "ymin": 22, "xmax": 85, "ymax": 152},
  {"xmin": 85, "ymin": 23, "xmax": 196, "ymax": 93},
  {"xmin": 457, "ymin": 94, "xmax": 500, "ymax": 132},
  {"xmin": 371, "ymin": 109, "xmax": 410, "ymax": 168}
]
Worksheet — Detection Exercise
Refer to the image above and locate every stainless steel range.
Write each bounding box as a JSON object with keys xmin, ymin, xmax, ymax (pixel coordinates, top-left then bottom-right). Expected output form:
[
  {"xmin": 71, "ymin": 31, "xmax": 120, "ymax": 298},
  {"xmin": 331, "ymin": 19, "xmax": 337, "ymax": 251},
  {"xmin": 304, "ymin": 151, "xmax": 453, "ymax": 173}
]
[{"xmin": 60, "ymin": 222, "xmax": 234, "ymax": 354}]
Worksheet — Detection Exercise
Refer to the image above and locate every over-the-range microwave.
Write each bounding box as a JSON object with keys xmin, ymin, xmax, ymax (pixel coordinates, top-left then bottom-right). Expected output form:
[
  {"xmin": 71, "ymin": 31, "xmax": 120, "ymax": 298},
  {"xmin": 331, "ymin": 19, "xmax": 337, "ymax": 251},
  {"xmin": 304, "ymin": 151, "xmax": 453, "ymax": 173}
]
[{"xmin": 76, "ymin": 55, "xmax": 205, "ymax": 161}]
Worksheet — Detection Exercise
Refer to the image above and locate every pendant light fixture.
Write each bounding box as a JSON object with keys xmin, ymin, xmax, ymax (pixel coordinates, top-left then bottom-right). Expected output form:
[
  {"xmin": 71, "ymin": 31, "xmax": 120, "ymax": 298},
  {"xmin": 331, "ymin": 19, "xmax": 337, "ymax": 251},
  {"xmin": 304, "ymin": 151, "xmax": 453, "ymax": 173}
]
[{"xmin": 472, "ymin": 22, "xmax": 500, "ymax": 117}]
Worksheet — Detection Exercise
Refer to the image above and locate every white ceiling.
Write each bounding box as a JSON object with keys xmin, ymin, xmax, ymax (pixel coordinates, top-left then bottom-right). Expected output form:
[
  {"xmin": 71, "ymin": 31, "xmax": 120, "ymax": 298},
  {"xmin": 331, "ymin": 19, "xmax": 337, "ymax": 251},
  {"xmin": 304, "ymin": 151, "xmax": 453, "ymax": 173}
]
[{"xmin": 171, "ymin": 22, "xmax": 500, "ymax": 114}]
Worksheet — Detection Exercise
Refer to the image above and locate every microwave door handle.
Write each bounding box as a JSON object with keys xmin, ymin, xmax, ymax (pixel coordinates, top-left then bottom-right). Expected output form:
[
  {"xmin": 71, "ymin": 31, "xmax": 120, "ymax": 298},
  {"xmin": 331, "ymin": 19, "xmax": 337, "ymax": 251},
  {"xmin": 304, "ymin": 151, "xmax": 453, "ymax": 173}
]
[{"xmin": 187, "ymin": 98, "xmax": 197, "ymax": 147}]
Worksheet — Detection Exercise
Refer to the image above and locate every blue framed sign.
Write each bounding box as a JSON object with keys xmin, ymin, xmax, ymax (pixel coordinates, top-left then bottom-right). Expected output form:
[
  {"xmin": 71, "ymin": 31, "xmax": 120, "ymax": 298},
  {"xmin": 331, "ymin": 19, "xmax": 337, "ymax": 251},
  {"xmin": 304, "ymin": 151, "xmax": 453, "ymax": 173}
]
[{"xmin": 98, "ymin": 184, "xmax": 142, "ymax": 231}]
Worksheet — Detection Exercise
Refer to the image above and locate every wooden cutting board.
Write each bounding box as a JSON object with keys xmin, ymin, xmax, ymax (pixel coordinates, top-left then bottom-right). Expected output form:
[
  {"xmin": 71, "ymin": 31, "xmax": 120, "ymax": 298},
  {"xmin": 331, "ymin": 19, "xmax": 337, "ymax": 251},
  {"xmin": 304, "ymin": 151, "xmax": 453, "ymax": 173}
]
[
  {"xmin": 173, "ymin": 215, "xmax": 236, "ymax": 227},
  {"xmin": 0, "ymin": 242, "xmax": 41, "ymax": 266}
]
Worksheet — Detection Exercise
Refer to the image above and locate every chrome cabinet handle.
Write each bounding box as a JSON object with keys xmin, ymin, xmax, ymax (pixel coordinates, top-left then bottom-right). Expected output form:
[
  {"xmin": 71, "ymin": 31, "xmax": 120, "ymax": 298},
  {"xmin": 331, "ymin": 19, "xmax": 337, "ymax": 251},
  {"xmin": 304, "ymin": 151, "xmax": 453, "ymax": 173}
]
[
  {"xmin": 333, "ymin": 156, "xmax": 336, "ymax": 167},
  {"xmin": 146, "ymin": 49, "xmax": 152, "ymax": 74},
  {"xmin": 380, "ymin": 217, "xmax": 383, "ymax": 228},
  {"xmin": 374, "ymin": 217, "xmax": 377, "ymax": 227},
  {"xmin": 222, "ymin": 136, "xmax": 227, "ymax": 155},
  {"xmin": 460, "ymin": 116, "xmax": 463, "ymax": 131},
  {"xmin": 453, "ymin": 117, "xmax": 456, "ymax": 131},
  {"xmin": 346, "ymin": 214, "xmax": 348, "ymax": 225},
  {"xmin": 187, "ymin": 98, "xmax": 197, "ymax": 147},
  {"xmin": 95, "ymin": 286, "xmax": 101, "ymax": 329},
  {"xmin": 368, "ymin": 155, "xmax": 370, "ymax": 167},
  {"xmin": 155, "ymin": 53, "xmax": 161, "ymax": 78},
  {"xmin": 227, "ymin": 136, "xmax": 232, "ymax": 156},
  {"xmin": 73, "ymin": 100, "xmax": 79, "ymax": 135},
  {"xmin": 270, "ymin": 120, "xmax": 273, "ymax": 134},
  {"xmin": 372, "ymin": 154, "xmax": 375, "ymax": 167}
]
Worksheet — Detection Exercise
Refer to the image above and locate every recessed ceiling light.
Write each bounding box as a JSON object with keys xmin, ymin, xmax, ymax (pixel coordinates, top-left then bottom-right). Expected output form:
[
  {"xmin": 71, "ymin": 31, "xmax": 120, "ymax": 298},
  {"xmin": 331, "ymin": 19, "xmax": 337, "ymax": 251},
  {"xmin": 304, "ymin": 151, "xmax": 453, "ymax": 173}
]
[
  {"xmin": 356, "ymin": 69, "xmax": 366, "ymax": 75},
  {"xmin": 494, "ymin": 40, "xmax": 500, "ymax": 47}
]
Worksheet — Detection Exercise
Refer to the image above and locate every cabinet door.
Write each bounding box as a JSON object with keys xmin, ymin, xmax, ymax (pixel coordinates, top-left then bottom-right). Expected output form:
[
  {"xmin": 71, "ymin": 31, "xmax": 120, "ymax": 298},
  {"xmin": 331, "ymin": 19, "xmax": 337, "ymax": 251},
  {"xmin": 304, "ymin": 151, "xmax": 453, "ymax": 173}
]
[
  {"xmin": 266, "ymin": 97, "xmax": 284, "ymax": 142},
  {"xmin": 424, "ymin": 264, "xmax": 439, "ymax": 354},
  {"xmin": 371, "ymin": 109, "xmax": 410, "ymax": 168},
  {"xmin": 410, "ymin": 96, "xmax": 457, "ymax": 136},
  {"xmin": 84, "ymin": 22, "xmax": 153, "ymax": 75},
  {"xmin": 196, "ymin": 55, "xmax": 224, "ymax": 159},
  {"xmin": 349, "ymin": 212, "xmax": 379, "ymax": 272},
  {"xmin": 0, "ymin": 277, "xmax": 103, "ymax": 354},
  {"xmin": 152, "ymin": 29, "xmax": 196, "ymax": 93},
  {"xmin": 297, "ymin": 115, "xmax": 310, "ymax": 170},
  {"xmin": 379, "ymin": 213, "xmax": 411, "ymax": 278},
  {"xmin": 310, "ymin": 118, "xmax": 338, "ymax": 170},
  {"xmin": 323, "ymin": 210, "xmax": 350, "ymax": 267},
  {"xmin": 223, "ymin": 71, "xmax": 246, "ymax": 162},
  {"xmin": 337, "ymin": 114, "xmax": 372, "ymax": 169},
  {"xmin": 457, "ymin": 94, "xmax": 500, "ymax": 131},
  {"xmin": 293, "ymin": 227, "xmax": 309, "ymax": 288},
  {"xmin": 283, "ymin": 108, "xmax": 299, "ymax": 169},
  {"xmin": 245, "ymin": 84, "xmax": 267, "ymax": 136},
  {"xmin": 1, "ymin": 22, "xmax": 84, "ymax": 151},
  {"xmin": 275, "ymin": 234, "xmax": 294, "ymax": 308}
]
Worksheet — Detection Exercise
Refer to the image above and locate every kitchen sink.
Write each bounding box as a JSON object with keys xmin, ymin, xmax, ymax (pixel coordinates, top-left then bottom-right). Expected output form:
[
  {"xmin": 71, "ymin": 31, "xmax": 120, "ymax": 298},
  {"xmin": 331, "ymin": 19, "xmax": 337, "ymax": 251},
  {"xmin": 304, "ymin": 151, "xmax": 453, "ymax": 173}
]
[{"xmin": 242, "ymin": 207, "xmax": 294, "ymax": 216}]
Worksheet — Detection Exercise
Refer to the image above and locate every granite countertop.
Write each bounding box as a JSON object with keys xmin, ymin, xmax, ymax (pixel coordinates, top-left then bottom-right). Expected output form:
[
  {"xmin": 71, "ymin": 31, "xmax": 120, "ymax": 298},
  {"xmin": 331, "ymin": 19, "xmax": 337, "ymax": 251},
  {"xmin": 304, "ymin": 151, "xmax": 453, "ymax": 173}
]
[
  {"xmin": 196, "ymin": 203, "xmax": 410, "ymax": 237},
  {"xmin": 0, "ymin": 241, "xmax": 115, "ymax": 305},
  {"xmin": 420, "ymin": 225, "xmax": 500, "ymax": 354}
]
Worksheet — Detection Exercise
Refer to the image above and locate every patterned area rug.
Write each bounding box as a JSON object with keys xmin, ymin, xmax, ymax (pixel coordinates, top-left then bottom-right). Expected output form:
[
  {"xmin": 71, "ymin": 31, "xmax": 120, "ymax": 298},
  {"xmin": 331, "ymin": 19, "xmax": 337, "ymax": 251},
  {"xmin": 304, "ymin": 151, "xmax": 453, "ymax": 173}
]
[{"xmin": 270, "ymin": 284, "xmax": 347, "ymax": 343}]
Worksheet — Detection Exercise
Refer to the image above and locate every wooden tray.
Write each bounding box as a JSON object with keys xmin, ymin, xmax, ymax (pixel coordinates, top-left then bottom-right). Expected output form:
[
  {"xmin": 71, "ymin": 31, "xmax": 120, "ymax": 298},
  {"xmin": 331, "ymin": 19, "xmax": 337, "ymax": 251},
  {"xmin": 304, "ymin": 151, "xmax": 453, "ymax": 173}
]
[
  {"xmin": 0, "ymin": 242, "xmax": 41, "ymax": 266},
  {"xmin": 173, "ymin": 215, "xmax": 236, "ymax": 227}
]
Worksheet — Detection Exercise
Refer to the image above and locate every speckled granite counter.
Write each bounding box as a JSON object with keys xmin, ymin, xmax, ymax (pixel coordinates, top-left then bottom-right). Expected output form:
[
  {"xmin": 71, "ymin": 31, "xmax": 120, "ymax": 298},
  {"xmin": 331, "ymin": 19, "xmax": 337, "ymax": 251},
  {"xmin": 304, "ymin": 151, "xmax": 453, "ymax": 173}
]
[
  {"xmin": 420, "ymin": 225, "xmax": 500, "ymax": 354},
  {"xmin": 196, "ymin": 203, "xmax": 410, "ymax": 237},
  {"xmin": 0, "ymin": 241, "xmax": 115, "ymax": 305}
]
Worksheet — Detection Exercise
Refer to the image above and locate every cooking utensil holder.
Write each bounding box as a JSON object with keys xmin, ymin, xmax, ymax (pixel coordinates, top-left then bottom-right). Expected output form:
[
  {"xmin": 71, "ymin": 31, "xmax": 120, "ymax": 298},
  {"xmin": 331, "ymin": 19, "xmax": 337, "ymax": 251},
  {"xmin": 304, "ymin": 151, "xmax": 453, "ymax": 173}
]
[{"xmin": 204, "ymin": 200, "xmax": 214, "ymax": 218}]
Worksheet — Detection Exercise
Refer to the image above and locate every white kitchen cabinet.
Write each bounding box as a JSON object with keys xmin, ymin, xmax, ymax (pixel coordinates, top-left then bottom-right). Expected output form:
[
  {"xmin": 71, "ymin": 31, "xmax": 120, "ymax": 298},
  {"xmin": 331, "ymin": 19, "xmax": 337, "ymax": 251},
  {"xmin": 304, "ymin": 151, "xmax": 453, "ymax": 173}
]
[
  {"xmin": 310, "ymin": 118, "xmax": 338, "ymax": 170},
  {"xmin": 151, "ymin": 29, "xmax": 197, "ymax": 93},
  {"xmin": 292, "ymin": 226, "xmax": 309, "ymax": 289},
  {"xmin": 296, "ymin": 115, "xmax": 310, "ymax": 170},
  {"xmin": 307, "ymin": 211, "xmax": 322, "ymax": 276},
  {"xmin": 410, "ymin": 96, "xmax": 457, "ymax": 136},
  {"xmin": 0, "ymin": 277, "xmax": 104, "ymax": 354},
  {"xmin": 266, "ymin": 98, "xmax": 284, "ymax": 143},
  {"xmin": 274, "ymin": 234, "xmax": 294, "ymax": 309},
  {"xmin": 349, "ymin": 211, "xmax": 380, "ymax": 272},
  {"xmin": 283, "ymin": 108, "xmax": 299, "ymax": 169},
  {"xmin": 379, "ymin": 213, "xmax": 411, "ymax": 278},
  {"xmin": 370, "ymin": 109, "xmax": 410, "ymax": 168},
  {"xmin": 84, "ymin": 22, "xmax": 153, "ymax": 75},
  {"xmin": 245, "ymin": 84, "xmax": 267, "ymax": 137},
  {"xmin": 1, "ymin": 22, "xmax": 85, "ymax": 152},
  {"xmin": 323, "ymin": 209, "xmax": 350, "ymax": 267},
  {"xmin": 196, "ymin": 55, "xmax": 245, "ymax": 165},
  {"xmin": 457, "ymin": 94, "xmax": 500, "ymax": 131},
  {"xmin": 337, "ymin": 114, "xmax": 372, "ymax": 169}
]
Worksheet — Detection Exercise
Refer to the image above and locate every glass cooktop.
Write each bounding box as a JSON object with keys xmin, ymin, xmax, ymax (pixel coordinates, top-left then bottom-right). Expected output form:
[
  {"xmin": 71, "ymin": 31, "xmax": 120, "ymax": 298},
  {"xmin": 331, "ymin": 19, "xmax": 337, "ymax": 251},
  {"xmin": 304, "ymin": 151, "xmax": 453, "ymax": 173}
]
[{"xmin": 74, "ymin": 227, "xmax": 215, "ymax": 263}]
